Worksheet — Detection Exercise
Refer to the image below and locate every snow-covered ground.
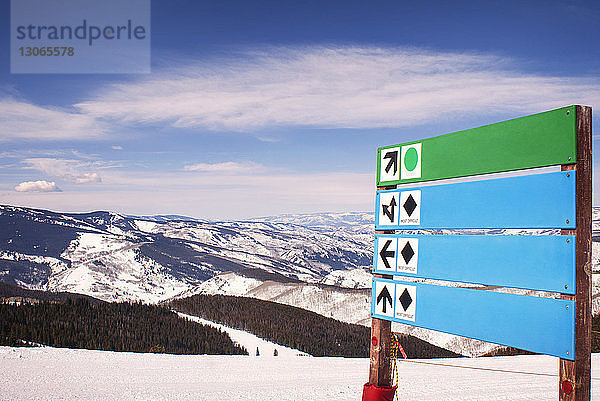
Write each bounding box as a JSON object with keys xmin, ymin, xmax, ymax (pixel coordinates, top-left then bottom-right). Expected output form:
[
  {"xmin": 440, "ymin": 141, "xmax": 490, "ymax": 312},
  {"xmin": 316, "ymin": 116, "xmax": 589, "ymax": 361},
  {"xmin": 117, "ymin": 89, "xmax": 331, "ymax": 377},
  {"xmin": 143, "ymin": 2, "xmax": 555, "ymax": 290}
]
[
  {"xmin": 177, "ymin": 312, "xmax": 309, "ymax": 357},
  {"xmin": 1, "ymin": 347, "xmax": 598, "ymax": 400}
]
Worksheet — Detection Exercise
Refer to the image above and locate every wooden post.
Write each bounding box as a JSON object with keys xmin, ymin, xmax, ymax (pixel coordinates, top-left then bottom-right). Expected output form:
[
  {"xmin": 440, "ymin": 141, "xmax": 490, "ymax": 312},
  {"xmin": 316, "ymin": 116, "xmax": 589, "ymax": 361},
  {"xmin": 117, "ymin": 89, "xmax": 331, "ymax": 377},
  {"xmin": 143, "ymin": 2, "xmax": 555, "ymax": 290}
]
[
  {"xmin": 369, "ymin": 305, "xmax": 392, "ymax": 387},
  {"xmin": 369, "ymin": 184, "xmax": 397, "ymax": 388},
  {"xmin": 559, "ymin": 105, "xmax": 592, "ymax": 401}
]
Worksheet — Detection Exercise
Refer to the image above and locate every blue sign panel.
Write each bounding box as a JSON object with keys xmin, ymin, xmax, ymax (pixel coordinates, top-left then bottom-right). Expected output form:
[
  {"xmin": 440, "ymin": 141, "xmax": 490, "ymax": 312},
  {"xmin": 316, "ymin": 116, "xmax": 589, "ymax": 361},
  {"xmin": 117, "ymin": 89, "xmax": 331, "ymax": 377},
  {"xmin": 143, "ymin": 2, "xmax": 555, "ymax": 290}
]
[
  {"xmin": 371, "ymin": 277, "xmax": 575, "ymax": 360},
  {"xmin": 375, "ymin": 171, "xmax": 575, "ymax": 229},
  {"xmin": 373, "ymin": 234, "xmax": 575, "ymax": 294}
]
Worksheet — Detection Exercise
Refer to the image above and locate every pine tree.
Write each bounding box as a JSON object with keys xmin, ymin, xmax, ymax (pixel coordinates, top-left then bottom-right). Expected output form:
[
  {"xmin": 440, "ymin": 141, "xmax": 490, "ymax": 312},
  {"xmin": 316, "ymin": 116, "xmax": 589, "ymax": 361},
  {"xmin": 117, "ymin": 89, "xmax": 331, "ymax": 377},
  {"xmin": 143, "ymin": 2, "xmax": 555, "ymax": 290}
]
[
  {"xmin": 167, "ymin": 294, "xmax": 465, "ymax": 358},
  {"xmin": 0, "ymin": 298, "xmax": 248, "ymax": 355}
]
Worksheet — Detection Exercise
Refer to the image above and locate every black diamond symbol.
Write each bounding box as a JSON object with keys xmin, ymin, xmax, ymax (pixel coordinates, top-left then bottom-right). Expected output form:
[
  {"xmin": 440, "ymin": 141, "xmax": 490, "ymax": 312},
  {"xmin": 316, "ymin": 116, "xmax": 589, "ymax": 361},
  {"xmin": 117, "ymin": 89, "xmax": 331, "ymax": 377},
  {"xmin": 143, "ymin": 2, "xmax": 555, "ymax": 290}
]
[
  {"xmin": 403, "ymin": 194, "xmax": 417, "ymax": 217},
  {"xmin": 399, "ymin": 288, "xmax": 413, "ymax": 311},
  {"xmin": 401, "ymin": 242, "xmax": 414, "ymax": 264}
]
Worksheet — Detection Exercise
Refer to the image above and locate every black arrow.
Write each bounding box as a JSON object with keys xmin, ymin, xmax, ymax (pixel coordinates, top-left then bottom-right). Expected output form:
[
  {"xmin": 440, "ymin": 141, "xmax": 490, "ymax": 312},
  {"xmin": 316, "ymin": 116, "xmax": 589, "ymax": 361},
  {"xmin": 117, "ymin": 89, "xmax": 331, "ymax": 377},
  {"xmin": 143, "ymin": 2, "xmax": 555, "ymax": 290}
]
[
  {"xmin": 383, "ymin": 151, "xmax": 398, "ymax": 175},
  {"xmin": 382, "ymin": 196, "xmax": 397, "ymax": 223},
  {"xmin": 377, "ymin": 285, "xmax": 393, "ymax": 313},
  {"xmin": 379, "ymin": 239, "xmax": 395, "ymax": 269}
]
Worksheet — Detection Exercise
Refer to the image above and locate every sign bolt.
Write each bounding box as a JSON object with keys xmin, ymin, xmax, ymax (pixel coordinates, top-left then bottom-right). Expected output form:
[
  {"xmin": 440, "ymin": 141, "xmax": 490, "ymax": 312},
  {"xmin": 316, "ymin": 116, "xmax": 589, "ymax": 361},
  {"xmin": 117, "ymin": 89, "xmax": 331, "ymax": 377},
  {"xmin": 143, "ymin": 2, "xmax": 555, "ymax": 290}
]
[
  {"xmin": 566, "ymin": 109, "xmax": 570, "ymax": 115},
  {"xmin": 568, "ymin": 157, "xmax": 572, "ymax": 161},
  {"xmin": 566, "ymin": 219, "xmax": 570, "ymax": 224},
  {"xmin": 566, "ymin": 305, "xmax": 569, "ymax": 309},
  {"xmin": 567, "ymin": 173, "xmax": 570, "ymax": 177},
  {"xmin": 566, "ymin": 239, "xmax": 570, "ymax": 243},
  {"xmin": 565, "ymin": 285, "xmax": 568, "ymax": 289}
]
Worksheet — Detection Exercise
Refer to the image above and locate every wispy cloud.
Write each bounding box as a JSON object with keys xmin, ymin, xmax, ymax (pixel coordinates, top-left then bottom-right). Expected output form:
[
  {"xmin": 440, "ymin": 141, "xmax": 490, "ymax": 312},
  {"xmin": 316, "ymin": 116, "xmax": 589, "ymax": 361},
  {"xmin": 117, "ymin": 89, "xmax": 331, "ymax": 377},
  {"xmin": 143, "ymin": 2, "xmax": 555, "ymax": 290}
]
[
  {"xmin": 2, "ymin": 46, "xmax": 598, "ymax": 142},
  {"xmin": 75, "ymin": 46, "xmax": 600, "ymax": 131},
  {"xmin": 22, "ymin": 158, "xmax": 103, "ymax": 184},
  {"xmin": 14, "ymin": 180, "xmax": 61, "ymax": 192},
  {"xmin": 0, "ymin": 98, "xmax": 105, "ymax": 141},
  {"xmin": 183, "ymin": 161, "xmax": 264, "ymax": 174}
]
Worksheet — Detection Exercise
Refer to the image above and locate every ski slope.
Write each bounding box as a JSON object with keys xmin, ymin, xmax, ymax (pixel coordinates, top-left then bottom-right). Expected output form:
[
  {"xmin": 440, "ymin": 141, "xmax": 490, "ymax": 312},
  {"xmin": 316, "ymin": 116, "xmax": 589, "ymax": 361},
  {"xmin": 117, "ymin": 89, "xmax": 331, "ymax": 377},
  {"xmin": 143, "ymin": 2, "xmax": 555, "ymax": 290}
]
[
  {"xmin": 176, "ymin": 312, "xmax": 309, "ymax": 357},
  {"xmin": 1, "ymin": 347, "xmax": 598, "ymax": 400}
]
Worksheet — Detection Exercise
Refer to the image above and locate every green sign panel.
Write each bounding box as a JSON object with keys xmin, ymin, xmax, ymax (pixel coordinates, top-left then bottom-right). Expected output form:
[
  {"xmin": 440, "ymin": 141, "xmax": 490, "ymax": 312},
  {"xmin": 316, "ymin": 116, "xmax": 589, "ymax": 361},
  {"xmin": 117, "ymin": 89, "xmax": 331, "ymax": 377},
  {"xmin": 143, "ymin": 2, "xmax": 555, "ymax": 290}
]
[{"xmin": 377, "ymin": 106, "xmax": 576, "ymax": 186}]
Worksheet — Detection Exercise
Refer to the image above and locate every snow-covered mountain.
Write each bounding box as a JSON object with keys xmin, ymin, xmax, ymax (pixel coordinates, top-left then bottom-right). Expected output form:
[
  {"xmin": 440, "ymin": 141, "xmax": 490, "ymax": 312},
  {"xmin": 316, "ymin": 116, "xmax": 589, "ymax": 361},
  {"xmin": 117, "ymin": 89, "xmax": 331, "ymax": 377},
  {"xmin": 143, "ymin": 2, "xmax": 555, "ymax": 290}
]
[
  {"xmin": 0, "ymin": 204, "xmax": 373, "ymax": 302},
  {"xmin": 249, "ymin": 212, "xmax": 374, "ymax": 231},
  {"xmin": 3, "ymin": 203, "xmax": 600, "ymax": 357}
]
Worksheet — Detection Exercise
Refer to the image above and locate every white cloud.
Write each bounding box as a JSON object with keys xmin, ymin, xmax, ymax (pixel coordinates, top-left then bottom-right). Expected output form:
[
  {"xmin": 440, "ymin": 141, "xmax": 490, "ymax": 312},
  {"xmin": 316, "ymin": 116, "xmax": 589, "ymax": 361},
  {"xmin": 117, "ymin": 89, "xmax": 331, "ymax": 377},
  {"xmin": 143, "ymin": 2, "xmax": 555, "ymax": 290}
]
[
  {"xmin": 22, "ymin": 158, "xmax": 102, "ymax": 184},
  {"xmin": 0, "ymin": 98, "xmax": 105, "ymax": 141},
  {"xmin": 74, "ymin": 172, "xmax": 102, "ymax": 184},
  {"xmin": 183, "ymin": 161, "xmax": 264, "ymax": 174},
  {"xmin": 112, "ymin": 145, "xmax": 123, "ymax": 150},
  {"xmin": 75, "ymin": 46, "xmax": 600, "ymax": 131},
  {"xmin": 14, "ymin": 180, "xmax": 61, "ymax": 192}
]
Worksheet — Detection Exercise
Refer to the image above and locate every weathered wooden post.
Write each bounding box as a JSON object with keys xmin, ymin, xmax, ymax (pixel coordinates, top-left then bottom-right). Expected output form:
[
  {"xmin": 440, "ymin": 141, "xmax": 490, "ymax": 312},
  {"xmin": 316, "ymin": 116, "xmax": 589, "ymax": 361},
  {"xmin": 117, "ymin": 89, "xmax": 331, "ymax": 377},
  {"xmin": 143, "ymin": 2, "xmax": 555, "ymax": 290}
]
[
  {"xmin": 559, "ymin": 105, "xmax": 592, "ymax": 401},
  {"xmin": 367, "ymin": 303, "xmax": 392, "ymax": 386}
]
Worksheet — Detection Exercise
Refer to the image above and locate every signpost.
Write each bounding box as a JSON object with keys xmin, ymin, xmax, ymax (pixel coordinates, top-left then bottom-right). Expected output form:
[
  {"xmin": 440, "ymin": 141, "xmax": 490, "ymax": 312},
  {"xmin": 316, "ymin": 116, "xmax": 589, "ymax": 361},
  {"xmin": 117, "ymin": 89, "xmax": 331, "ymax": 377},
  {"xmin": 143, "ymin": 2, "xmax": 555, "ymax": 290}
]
[
  {"xmin": 376, "ymin": 105, "xmax": 577, "ymax": 186},
  {"xmin": 375, "ymin": 170, "xmax": 575, "ymax": 229},
  {"xmin": 372, "ymin": 277, "xmax": 575, "ymax": 359},
  {"xmin": 373, "ymin": 234, "xmax": 575, "ymax": 293},
  {"xmin": 366, "ymin": 105, "xmax": 592, "ymax": 401}
]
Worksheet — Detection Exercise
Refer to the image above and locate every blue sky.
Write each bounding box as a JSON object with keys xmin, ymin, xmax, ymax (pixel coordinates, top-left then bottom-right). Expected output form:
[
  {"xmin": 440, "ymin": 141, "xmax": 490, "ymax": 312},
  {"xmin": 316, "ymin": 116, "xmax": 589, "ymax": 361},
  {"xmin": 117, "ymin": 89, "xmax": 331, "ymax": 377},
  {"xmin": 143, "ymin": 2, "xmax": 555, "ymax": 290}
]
[{"xmin": 1, "ymin": 0, "xmax": 599, "ymax": 219}]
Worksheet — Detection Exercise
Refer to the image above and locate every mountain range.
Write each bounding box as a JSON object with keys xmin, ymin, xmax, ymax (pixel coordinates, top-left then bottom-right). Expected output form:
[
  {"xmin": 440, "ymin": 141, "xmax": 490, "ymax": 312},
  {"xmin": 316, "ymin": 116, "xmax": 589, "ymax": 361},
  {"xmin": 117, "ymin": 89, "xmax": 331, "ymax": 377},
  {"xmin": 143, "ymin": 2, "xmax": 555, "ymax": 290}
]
[
  {"xmin": 0, "ymin": 205, "xmax": 373, "ymax": 302},
  {"xmin": 2, "ymin": 203, "xmax": 599, "ymax": 357}
]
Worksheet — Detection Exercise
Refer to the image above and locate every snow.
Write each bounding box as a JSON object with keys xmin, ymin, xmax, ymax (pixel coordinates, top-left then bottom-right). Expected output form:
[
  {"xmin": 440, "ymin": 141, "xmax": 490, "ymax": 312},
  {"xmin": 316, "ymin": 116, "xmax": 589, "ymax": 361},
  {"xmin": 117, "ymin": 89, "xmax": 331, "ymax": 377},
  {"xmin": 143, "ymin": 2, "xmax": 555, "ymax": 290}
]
[
  {"xmin": 1, "ymin": 347, "xmax": 598, "ymax": 400},
  {"xmin": 0, "ymin": 251, "xmax": 68, "ymax": 274},
  {"xmin": 134, "ymin": 219, "xmax": 160, "ymax": 233},
  {"xmin": 177, "ymin": 312, "xmax": 309, "ymax": 357},
  {"xmin": 320, "ymin": 267, "xmax": 372, "ymax": 288},
  {"xmin": 185, "ymin": 272, "xmax": 269, "ymax": 297},
  {"xmin": 53, "ymin": 232, "xmax": 191, "ymax": 303}
]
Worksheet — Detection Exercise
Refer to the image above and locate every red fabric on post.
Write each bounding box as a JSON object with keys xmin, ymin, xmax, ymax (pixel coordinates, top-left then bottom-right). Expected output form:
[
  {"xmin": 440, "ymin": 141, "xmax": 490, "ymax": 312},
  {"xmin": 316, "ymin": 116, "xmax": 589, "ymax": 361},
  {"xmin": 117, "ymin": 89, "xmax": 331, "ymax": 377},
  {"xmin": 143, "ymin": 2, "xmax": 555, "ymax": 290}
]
[{"xmin": 362, "ymin": 383, "xmax": 397, "ymax": 401}]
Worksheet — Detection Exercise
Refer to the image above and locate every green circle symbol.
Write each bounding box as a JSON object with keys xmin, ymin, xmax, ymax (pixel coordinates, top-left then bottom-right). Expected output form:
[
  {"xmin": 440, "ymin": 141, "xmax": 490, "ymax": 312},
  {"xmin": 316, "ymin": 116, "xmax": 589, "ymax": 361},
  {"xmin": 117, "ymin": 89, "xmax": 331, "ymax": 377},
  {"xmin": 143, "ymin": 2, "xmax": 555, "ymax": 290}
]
[{"xmin": 404, "ymin": 147, "xmax": 419, "ymax": 171}]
